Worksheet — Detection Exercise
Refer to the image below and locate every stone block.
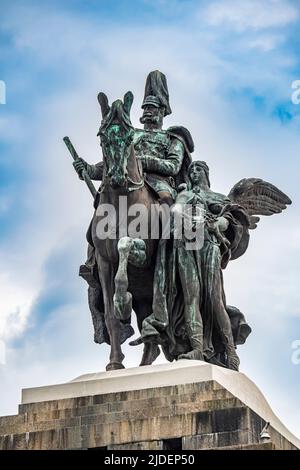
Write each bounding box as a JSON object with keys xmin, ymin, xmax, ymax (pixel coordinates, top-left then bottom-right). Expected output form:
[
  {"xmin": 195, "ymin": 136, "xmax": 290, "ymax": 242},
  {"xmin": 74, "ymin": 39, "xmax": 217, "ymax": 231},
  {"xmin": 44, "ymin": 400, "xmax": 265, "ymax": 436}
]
[{"xmin": 183, "ymin": 430, "xmax": 253, "ymax": 449}]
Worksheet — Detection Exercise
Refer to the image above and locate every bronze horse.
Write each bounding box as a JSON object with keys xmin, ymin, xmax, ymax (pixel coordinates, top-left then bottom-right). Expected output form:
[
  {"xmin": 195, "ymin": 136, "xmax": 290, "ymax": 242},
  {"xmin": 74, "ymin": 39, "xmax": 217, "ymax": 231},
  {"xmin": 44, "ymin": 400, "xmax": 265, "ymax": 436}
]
[{"xmin": 91, "ymin": 91, "xmax": 160, "ymax": 371}]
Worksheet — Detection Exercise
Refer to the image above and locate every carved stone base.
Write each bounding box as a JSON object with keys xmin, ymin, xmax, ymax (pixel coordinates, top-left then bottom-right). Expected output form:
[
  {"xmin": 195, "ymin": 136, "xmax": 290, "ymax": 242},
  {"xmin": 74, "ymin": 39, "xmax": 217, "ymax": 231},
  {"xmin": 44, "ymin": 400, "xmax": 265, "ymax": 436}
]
[{"xmin": 0, "ymin": 361, "xmax": 299, "ymax": 450}]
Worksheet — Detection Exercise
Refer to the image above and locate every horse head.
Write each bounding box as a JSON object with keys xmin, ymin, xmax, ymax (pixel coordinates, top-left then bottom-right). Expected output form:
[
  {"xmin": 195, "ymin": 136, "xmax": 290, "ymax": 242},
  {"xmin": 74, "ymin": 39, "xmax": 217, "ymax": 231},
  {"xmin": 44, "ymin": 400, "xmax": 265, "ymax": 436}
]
[{"xmin": 97, "ymin": 91, "xmax": 134, "ymax": 189}]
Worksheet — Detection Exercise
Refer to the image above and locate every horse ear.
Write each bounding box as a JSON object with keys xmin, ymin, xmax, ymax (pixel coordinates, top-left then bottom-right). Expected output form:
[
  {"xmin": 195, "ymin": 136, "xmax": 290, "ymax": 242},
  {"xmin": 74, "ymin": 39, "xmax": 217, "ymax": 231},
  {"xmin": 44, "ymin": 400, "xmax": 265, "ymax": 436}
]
[
  {"xmin": 97, "ymin": 92, "xmax": 110, "ymax": 118},
  {"xmin": 123, "ymin": 91, "xmax": 134, "ymax": 114}
]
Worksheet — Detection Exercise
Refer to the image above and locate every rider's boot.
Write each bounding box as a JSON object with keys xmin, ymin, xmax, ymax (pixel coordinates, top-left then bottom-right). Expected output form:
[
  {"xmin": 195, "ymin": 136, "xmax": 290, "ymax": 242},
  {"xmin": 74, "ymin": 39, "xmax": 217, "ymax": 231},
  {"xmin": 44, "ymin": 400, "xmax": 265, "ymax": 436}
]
[{"xmin": 79, "ymin": 244, "xmax": 100, "ymax": 288}]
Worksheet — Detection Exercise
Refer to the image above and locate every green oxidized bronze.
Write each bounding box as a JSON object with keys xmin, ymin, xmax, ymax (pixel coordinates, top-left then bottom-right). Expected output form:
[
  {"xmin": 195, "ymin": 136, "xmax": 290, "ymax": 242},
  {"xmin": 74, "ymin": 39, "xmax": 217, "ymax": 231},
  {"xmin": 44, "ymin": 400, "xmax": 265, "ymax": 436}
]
[
  {"xmin": 141, "ymin": 161, "xmax": 250, "ymax": 370},
  {"xmin": 65, "ymin": 70, "xmax": 292, "ymax": 372}
]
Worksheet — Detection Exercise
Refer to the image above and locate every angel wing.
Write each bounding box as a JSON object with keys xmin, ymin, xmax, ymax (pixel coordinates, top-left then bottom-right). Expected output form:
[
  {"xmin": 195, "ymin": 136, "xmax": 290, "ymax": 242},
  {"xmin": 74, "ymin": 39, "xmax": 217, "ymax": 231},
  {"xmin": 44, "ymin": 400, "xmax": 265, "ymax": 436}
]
[{"xmin": 228, "ymin": 178, "xmax": 292, "ymax": 229}]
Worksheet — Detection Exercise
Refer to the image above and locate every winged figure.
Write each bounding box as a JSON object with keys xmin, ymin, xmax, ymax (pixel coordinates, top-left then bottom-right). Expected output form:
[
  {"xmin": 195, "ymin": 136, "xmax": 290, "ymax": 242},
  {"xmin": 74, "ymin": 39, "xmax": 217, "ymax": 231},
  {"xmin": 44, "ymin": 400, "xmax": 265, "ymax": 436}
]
[{"xmin": 141, "ymin": 161, "xmax": 292, "ymax": 370}]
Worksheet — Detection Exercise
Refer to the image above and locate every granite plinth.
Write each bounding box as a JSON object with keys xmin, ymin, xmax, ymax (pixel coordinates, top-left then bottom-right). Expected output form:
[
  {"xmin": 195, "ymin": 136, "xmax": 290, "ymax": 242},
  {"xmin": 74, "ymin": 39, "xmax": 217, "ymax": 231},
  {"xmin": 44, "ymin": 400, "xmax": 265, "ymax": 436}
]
[{"xmin": 0, "ymin": 361, "xmax": 299, "ymax": 450}]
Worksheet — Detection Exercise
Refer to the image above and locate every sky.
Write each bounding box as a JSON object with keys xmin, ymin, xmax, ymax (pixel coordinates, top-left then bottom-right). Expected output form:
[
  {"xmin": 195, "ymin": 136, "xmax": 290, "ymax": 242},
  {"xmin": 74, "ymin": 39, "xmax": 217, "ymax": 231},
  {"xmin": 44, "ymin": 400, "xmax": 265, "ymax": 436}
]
[{"xmin": 0, "ymin": 0, "xmax": 300, "ymax": 439}]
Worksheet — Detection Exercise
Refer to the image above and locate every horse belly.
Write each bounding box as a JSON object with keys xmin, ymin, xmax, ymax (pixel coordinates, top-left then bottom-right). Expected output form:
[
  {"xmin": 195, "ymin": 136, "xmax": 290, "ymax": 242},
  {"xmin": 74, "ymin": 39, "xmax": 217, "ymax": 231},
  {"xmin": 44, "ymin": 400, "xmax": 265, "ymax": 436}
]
[{"xmin": 128, "ymin": 265, "xmax": 154, "ymax": 300}]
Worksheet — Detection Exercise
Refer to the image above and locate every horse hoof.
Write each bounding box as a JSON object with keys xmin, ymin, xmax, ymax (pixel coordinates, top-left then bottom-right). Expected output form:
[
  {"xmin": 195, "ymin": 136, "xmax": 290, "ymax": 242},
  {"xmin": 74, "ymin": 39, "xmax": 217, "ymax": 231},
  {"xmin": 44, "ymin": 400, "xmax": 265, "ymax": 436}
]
[
  {"xmin": 178, "ymin": 350, "xmax": 204, "ymax": 361},
  {"xmin": 106, "ymin": 362, "xmax": 125, "ymax": 371}
]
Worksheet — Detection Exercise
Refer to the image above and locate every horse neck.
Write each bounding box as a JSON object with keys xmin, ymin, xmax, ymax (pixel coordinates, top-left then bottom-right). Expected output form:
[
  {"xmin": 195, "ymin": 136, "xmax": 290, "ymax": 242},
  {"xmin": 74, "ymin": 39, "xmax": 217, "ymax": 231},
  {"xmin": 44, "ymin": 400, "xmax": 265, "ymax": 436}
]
[{"xmin": 101, "ymin": 143, "xmax": 143, "ymax": 207}]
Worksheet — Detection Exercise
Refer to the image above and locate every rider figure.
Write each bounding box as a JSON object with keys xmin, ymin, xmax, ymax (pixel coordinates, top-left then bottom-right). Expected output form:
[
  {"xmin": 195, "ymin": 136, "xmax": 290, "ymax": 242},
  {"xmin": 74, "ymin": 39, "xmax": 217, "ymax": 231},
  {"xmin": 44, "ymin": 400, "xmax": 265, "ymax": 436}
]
[{"xmin": 73, "ymin": 71, "xmax": 194, "ymax": 286}]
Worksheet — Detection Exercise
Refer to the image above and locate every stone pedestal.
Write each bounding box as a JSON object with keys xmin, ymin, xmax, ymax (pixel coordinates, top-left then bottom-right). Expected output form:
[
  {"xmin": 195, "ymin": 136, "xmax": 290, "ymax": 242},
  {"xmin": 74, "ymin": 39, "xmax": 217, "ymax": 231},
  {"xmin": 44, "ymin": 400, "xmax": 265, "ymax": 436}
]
[{"xmin": 0, "ymin": 361, "xmax": 299, "ymax": 450}]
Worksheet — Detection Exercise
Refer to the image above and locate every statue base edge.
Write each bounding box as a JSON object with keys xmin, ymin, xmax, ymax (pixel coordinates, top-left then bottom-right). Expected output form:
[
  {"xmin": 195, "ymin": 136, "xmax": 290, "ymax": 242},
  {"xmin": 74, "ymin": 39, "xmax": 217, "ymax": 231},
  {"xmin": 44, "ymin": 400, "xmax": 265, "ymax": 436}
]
[{"xmin": 0, "ymin": 360, "xmax": 299, "ymax": 450}]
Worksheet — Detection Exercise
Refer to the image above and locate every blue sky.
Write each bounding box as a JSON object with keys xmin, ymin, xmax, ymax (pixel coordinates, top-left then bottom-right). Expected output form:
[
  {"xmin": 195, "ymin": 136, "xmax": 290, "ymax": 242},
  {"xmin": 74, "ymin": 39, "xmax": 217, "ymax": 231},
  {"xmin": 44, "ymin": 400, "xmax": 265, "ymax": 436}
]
[{"xmin": 0, "ymin": 0, "xmax": 300, "ymax": 438}]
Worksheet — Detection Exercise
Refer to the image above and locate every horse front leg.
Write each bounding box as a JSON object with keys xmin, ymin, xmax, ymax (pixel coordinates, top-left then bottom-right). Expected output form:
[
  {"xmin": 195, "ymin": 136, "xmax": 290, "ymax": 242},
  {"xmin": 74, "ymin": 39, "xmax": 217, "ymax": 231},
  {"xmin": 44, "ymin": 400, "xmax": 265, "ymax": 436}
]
[
  {"xmin": 97, "ymin": 255, "xmax": 125, "ymax": 371},
  {"xmin": 115, "ymin": 237, "xmax": 159, "ymax": 367},
  {"xmin": 114, "ymin": 237, "xmax": 146, "ymax": 322},
  {"xmin": 131, "ymin": 298, "xmax": 161, "ymax": 366},
  {"xmin": 114, "ymin": 237, "xmax": 133, "ymax": 322}
]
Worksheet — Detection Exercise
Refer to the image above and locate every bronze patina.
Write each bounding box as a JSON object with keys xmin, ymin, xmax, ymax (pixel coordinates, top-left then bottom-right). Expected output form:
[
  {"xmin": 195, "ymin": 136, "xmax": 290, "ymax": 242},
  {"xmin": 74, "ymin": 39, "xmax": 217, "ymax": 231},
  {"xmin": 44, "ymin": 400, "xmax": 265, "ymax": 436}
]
[{"xmin": 65, "ymin": 71, "xmax": 291, "ymax": 371}]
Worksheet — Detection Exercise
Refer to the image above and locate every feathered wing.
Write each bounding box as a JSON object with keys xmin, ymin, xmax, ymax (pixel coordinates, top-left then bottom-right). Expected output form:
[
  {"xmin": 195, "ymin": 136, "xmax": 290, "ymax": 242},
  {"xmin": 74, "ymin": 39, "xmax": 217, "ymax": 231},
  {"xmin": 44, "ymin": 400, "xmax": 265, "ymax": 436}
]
[{"xmin": 228, "ymin": 178, "xmax": 292, "ymax": 229}]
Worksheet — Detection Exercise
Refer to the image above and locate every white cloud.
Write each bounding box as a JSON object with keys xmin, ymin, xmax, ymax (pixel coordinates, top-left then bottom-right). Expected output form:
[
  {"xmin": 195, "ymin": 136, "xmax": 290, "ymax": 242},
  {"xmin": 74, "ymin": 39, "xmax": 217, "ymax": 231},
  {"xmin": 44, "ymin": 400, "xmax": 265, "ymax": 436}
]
[
  {"xmin": 0, "ymin": 114, "xmax": 24, "ymax": 141},
  {"xmin": 0, "ymin": 194, "xmax": 12, "ymax": 215},
  {"xmin": 247, "ymin": 34, "xmax": 284, "ymax": 51},
  {"xmin": 0, "ymin": 275, "xmax": 33, "ymax": 341},
  {"xmin": 204, "ymin": 0, "xmax": 298, "ymax": 31}
]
